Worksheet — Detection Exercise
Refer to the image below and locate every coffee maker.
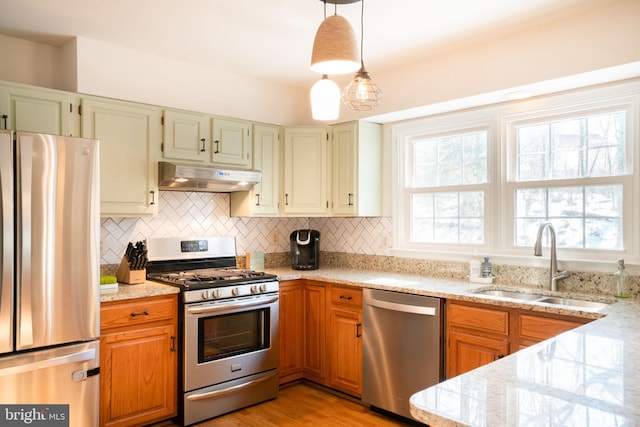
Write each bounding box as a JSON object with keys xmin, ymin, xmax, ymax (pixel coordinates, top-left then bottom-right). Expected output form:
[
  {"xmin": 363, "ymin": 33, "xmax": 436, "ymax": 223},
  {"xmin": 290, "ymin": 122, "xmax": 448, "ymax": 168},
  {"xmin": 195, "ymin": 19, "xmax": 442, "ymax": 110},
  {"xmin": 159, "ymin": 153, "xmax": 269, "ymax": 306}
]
[{"xmin": 290, "ymin": 229, "xmax": 320, "ymax": 270}]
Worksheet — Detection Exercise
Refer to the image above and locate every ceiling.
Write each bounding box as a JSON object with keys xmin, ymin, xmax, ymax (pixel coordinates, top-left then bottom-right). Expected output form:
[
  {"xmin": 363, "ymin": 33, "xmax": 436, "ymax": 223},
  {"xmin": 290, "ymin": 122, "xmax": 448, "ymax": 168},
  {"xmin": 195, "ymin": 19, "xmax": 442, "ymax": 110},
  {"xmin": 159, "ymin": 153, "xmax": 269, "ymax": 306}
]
[{"xmin": 0, "ymin": 0, "xmax": 619, "ymax": 92}]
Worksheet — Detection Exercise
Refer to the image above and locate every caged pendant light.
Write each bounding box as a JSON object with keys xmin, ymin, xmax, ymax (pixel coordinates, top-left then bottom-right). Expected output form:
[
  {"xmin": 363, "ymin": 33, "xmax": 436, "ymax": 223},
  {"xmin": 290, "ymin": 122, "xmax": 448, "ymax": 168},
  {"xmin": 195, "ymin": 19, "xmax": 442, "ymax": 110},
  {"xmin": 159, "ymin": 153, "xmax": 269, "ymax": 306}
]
[
  {"xmin": 342, "ymin": 0, "xmax": 382, "ymax": 111},
  {"xmin": 310, "ymin": 0, "xmax": 361, "ymax": 75}
]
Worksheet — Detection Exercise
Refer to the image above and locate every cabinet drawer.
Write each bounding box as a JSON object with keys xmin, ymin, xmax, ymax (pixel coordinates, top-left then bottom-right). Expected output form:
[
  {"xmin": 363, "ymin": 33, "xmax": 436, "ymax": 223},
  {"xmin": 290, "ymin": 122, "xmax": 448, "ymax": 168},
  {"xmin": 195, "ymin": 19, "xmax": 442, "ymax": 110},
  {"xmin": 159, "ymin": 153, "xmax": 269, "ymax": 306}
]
[
  {"xmin": 519, "ymin": 314, "xmax": 583, "ymax": 341},
  {"xmin": 449, "ymin": 303, "xmax": 509, "ymax": 335},
  {"xmin": 101, "ymin": 295, "xmax": 176, "ymax": 332},
  {"xmin": 330, "ymin": 286, "xmax": 362, "ymax": 308}
]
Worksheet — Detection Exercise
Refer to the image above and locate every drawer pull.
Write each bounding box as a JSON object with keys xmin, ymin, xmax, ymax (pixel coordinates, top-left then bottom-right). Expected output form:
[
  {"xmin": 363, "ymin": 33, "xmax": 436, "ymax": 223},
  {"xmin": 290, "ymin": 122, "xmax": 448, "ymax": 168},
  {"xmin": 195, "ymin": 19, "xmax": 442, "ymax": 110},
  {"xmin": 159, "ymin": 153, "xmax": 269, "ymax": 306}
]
[
  {"xmin": 339, "ymin": 295, "xmax": 353, "ymax": 301},
  {"xmin": 130, "ymin": 311, "xmax": 149, "ymax": 317},
  {"xmin": 171, "ymin": 336, "xmax": 176, "ymax": 352},
  {"xmin": 356, "ymin": 323, "xmax": 362, "ymax": 338}
]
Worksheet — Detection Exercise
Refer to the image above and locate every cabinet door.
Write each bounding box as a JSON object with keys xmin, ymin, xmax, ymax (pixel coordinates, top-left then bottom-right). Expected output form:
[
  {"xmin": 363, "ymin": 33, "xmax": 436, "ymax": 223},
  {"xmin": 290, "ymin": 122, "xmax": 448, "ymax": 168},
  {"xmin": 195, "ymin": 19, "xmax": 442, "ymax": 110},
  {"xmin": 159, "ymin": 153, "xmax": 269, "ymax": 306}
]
[
  {"xmin": 278, "ymin": 282, "xmax": 304, "ymax": 383},
  {"xmin": 161, "ymin": 109, "xmax": 210, "ymax": 162},
  {"xmin": 283, "ymin": 127, "xmax": 330, "ymax": 216},
  {"xmin": 211, "ymin": 118, "xmax": 251, "ymax": 168},
  {"xmin": 446, "ymin": 331, "xmax": 509, "ymax": 379},
  {"xmin": 0, "ymin": 83, "xmax": 77, "ymax": 136},
  {"xmin": 331, "ymin": 122, "xmax": 356, "ymax": 215},
  {"xmin": 328, "ymin": 307, "xmax": 362, "ymax": 396},
  {"xmin": 331, "ymin": 121, "xmax": 382, "ymax": 217},
  {"xmin": 100, "ymin": 324, "xmax": 177, "ymax": 427},
  {"xmin": 81, "ymin": 97, "xmax": 159, "ymax": 216},
  {"xmin": 230, "ymin": 123, "xmax": 280, "ymax": 216},
  {"xmin": 303, "ymin": 284, "xmax": 326, "ymax": 382}
]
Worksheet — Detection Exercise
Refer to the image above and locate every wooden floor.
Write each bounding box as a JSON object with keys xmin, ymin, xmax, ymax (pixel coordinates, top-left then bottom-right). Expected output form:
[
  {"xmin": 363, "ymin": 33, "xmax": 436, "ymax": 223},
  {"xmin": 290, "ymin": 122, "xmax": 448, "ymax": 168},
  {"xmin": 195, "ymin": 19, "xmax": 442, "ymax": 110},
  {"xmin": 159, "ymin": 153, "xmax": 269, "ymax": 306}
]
[{"xmin": 157, "ymin": 382, "xmax": 415, "ymax": 426}]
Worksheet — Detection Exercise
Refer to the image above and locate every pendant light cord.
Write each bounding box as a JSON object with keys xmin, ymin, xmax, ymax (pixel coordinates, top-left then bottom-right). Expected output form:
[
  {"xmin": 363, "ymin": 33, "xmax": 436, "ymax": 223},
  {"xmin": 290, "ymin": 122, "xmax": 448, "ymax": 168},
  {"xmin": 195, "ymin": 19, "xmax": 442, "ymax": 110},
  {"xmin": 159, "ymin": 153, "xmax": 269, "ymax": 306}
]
[{"xmin": 360, "ymin": 0, "xmax": 365, "ymax": 67}]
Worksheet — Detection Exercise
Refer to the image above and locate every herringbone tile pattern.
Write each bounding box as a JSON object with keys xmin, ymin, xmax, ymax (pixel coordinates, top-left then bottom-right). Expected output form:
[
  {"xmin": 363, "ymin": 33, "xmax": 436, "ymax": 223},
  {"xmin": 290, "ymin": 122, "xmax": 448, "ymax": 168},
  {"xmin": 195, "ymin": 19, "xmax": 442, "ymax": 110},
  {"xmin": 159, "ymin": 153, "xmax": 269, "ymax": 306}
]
[{"xmin": 100, "ymin": 191, "xmax": 392, "ymax": 264}]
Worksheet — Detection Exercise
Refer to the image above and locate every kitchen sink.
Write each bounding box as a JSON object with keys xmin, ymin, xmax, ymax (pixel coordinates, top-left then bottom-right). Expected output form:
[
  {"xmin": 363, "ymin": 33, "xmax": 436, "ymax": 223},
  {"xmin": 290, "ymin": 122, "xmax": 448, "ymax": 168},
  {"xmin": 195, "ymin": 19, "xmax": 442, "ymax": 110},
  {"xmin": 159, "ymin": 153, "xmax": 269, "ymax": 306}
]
[
  {"xmin": 474, "ymin": 289, "xmax": 543, "ymax": 301},
  {"xmin": 535, "ymin": 297, "xmax": 610, "ymax": 310},
  {"xmin": 471, "ymin": 288, "xmax": 613, "ymax": 311}
]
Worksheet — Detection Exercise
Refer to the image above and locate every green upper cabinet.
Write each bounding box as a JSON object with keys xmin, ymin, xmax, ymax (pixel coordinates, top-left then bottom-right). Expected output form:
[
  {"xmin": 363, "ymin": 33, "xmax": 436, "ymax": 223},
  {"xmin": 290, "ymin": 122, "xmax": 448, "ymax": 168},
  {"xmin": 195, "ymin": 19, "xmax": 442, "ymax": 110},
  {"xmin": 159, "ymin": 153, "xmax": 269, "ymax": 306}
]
[
  {"xmin": 283, "ymin": 126, "xmax": 330, "ymax": 216},
  {"xmin": 0, "ymin": 81, "xmax": 79, "ymax": 136},
  {"xmin": 211, "ymin": 118, "xmax": 252, "ymax": 169},
  {"xmin": 80, "ymin": 96, "xmax": 160, "ymax": 217},
  {"xmin": 161, "ymin": 108, "xmax": 210, "ymax": 163},
  {"xmin": 331, "ymin": 121, "xmax": 382, "ymax": 217},
  {"xmin": 230, "ymin": 123, "xmax": 281, "ymax": 217}
]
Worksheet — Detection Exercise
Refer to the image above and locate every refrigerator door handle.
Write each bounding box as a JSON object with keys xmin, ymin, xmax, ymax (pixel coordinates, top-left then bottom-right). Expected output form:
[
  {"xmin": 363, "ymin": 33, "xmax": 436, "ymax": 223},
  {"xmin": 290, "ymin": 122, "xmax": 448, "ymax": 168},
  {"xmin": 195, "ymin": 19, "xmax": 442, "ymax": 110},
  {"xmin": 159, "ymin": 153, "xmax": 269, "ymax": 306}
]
[
  {"xmin": 0, "ymin": 130, "xmax": 13, "ymax": 353},
  {"xmin": 0, "ymin": 348, "xmax": 96, "ymax": 377},
  {"xmin": 17, "ymin": 136, "xmax": 34, "ymax": 348}
]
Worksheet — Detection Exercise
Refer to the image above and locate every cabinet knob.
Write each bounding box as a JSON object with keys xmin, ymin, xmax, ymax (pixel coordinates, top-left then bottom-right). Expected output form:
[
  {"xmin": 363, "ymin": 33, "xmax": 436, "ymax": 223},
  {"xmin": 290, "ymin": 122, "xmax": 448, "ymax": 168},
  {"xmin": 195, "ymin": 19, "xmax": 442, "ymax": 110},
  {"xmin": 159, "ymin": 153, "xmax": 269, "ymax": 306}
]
[{"xmin": 1, "ymin": 114, "xmax": 7, "ymax": 130}]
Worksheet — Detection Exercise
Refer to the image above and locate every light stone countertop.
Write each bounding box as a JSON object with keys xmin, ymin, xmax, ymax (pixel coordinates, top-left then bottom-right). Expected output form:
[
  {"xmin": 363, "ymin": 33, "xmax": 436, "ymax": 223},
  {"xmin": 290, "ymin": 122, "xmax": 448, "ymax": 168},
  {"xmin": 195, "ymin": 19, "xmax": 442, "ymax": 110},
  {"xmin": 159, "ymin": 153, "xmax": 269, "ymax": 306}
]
[
  {"xmin": 268, "ymin": 266, "xmax": 640, "ymax": 426},
  {"xmin": 99, "ymin": 280, "xmax": 180, "ymax": 302},
  {"xmin": 100, "ymin": 267, "xmax": 640, "ymax": 425}
]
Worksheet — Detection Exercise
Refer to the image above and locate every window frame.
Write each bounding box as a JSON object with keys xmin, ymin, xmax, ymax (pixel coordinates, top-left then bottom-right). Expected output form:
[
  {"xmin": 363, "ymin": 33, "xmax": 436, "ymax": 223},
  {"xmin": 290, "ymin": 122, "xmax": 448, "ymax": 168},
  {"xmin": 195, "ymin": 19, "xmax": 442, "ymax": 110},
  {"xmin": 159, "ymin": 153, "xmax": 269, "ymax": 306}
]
[
  {"xmin": 392, "ymin": 80, "xmax": 640, "ymax": 265},
  {"xmin": 393, "ymin": 112, "xmax": 497, "ymax": 254}
]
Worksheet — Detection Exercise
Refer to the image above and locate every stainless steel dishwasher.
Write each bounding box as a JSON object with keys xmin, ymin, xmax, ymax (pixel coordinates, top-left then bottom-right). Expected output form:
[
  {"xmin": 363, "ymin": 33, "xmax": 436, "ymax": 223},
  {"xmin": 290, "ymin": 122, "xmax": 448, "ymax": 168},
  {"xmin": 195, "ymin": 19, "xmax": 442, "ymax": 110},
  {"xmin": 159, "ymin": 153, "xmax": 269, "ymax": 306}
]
[{"xmin": 362, "ymin": 288, "xmax": 444, "ymax": 421}]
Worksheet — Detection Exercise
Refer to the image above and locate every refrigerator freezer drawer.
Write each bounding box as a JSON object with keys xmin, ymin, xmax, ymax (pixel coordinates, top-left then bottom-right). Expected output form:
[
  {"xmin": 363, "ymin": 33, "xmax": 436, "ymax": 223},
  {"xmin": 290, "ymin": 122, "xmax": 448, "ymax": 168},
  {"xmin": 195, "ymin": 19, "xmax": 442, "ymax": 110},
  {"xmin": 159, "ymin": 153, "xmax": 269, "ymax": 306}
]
[{"xmin": 0, "ymin": 340, "xmax": 99, "ymax": 427}]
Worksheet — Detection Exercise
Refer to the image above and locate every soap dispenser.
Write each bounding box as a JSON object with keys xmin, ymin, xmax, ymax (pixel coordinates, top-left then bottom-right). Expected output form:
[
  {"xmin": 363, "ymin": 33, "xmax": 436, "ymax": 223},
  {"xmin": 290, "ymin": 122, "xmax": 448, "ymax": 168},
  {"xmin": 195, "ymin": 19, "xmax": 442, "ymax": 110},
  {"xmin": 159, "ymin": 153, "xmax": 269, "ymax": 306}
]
[{"xmin": 614, "ymin": 258, "xmax": 630, "ymax": 298}]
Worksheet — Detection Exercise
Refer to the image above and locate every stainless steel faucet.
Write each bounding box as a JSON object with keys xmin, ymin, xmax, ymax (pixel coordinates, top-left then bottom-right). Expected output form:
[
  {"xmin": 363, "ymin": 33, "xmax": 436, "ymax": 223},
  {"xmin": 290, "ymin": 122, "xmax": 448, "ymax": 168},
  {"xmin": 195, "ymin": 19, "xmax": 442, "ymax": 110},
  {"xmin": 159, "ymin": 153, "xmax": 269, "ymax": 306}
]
[{"xmin": 533, "ymin": 223, "xmax": 569, "ymax": 291}]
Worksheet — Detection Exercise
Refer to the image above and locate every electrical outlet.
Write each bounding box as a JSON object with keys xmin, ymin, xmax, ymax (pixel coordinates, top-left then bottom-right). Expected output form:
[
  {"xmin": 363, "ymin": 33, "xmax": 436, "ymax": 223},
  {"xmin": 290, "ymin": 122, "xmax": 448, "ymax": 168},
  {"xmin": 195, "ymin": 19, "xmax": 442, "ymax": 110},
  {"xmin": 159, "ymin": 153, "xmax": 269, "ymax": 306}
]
[
  {"xmin": 269, "ymin": 231, "xmax": 279, "ymax": 245},
  {"xmin": 382, "ymin": 236, "xmax": 390, "ymax": 248}
]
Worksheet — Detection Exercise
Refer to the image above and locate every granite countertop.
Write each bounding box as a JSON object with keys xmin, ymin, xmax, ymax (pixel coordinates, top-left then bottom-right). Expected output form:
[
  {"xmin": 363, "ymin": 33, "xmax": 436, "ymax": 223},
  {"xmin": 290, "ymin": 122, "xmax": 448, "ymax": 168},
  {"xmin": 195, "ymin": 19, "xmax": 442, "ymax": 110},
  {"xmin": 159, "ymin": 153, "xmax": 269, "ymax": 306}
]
[
  {"xmin": 269, "ymin": 267, "xmax": 640, "ymax": 426},
  {"xmin": 100, "ymin": 280, "xmax": 180, "ymax": 302},
  {"xmin": 103, "ymin": 267, "xmax": 639, "ymax": 425}
]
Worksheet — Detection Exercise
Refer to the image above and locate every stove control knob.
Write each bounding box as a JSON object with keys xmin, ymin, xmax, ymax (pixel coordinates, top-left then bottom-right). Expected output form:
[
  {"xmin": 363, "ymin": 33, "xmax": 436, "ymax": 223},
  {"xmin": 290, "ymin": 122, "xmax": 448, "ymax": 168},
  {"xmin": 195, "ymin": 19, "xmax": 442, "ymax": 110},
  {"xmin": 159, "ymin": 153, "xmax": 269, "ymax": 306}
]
[
  {"xmin": 202, "ymin": 290, "xmax": 210, "ymax": 300},
  {"xmin": 250, "ymin": 285, "xmax": 258, "ymax": 294},
  {"xmin": 231, "ymin": 287, "xmax": 239, "ymax": 296},
  {"xmin": 259, "ymin": 284, "xmax": 267, "ymax": 293},
  {"xmin": 210, "ymin": 290, "xmax": 219, "ymax": 299}
]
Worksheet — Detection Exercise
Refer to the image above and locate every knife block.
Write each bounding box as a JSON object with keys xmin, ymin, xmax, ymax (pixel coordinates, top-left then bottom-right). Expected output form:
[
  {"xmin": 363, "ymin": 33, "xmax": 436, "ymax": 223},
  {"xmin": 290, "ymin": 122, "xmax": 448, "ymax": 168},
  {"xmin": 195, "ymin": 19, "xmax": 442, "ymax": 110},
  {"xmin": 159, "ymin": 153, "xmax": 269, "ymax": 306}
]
[{"xmin": 115, "ymin": 256, "xmax": 146, "ymax": 284}]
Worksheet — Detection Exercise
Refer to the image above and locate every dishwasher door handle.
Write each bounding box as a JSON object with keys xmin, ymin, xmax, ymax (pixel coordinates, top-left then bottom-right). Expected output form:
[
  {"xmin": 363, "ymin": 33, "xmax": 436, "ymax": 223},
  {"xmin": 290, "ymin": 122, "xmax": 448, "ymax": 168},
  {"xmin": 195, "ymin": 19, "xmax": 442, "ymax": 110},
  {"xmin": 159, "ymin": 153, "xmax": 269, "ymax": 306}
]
[{"xmin": 366, "ymin": 298, "xmax": 436, "ymax": 316}]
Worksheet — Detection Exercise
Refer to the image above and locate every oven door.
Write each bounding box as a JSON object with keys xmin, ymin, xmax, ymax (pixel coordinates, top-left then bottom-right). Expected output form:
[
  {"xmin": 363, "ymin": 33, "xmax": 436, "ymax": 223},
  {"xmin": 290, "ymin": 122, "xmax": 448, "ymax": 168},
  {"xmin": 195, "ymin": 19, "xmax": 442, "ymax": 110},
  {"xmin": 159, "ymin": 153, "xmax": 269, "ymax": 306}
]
[{"xmin": 184, "ymin": 292, "xmax": 279, "ymax": 392}]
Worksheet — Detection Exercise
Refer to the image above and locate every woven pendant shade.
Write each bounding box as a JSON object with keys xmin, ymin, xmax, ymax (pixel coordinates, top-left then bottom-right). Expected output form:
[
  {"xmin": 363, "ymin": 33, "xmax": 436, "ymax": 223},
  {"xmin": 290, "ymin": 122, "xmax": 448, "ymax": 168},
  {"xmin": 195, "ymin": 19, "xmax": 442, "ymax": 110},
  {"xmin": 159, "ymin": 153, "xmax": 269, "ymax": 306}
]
[{"xmin": 310, "ymin": 15, "xmax": 360, "ymax": 75}]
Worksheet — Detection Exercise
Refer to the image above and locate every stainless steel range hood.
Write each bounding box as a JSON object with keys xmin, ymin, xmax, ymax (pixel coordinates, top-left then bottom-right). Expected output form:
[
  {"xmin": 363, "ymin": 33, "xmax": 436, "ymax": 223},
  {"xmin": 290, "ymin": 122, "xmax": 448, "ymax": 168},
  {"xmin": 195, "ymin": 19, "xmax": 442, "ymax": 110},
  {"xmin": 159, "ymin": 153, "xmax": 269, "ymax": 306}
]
[{"xmin": 158, "ymin": 161, "xmax": 261, "ymax": 192}]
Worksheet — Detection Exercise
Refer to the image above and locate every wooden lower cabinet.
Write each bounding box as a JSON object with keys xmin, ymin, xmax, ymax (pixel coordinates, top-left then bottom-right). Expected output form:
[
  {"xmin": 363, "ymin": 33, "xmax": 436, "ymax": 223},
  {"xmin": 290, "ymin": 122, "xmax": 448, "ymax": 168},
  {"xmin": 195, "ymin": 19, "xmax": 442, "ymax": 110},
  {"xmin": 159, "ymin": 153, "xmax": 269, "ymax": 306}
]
[
  {"xmin": 100, "ymin": 294, "xmax": 178, "ymax": 427},
  {"xmin": 327, "ymin": 286, "xmax": 362, "ymax": 396},
  {"xmin": 446, "ymin": 299, "xmax": 592, "ymax": 378},
  {"xmin": 279, "ymin": 281, "xmax": 363, "ymax": 397},
  {"xmin": 278, "ymin": 281, "xmax": 304, "ymax": 383}
]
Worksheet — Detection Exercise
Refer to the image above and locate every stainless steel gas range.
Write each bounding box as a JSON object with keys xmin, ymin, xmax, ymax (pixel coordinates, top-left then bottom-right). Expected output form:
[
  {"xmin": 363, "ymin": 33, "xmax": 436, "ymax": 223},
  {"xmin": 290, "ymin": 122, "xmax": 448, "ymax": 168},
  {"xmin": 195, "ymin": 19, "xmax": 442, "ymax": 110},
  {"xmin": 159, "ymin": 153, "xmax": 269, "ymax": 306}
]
[{"xmin": 146, "ymin": 237, "xmax": 279, "ymax": 426}]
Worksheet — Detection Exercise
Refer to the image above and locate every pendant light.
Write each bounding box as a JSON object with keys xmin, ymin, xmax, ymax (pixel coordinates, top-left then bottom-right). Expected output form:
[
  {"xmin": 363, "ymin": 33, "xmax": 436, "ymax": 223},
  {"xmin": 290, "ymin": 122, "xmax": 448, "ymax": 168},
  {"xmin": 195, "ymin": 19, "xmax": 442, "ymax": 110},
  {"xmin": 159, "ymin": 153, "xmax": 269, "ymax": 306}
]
[
  {"xmin": 310, "ymin": 74, "xmax": 341, "ymax": 120},
  {"xmin": 342, "ymin": 0, "xmax": 382, "ymax": 111},
  {"xmin": 310, "ymin": 0, "xmax": 361, "ymax": 75}
]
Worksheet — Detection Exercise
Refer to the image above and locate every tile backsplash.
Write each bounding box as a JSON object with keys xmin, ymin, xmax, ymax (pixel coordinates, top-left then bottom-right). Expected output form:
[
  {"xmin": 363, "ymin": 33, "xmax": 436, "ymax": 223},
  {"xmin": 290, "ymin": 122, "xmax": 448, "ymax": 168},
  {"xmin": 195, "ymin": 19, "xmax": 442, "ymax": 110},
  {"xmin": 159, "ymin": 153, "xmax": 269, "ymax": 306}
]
[{"xmin": 100, "ymin": 191, "xmax": 392, "ymax": 264}]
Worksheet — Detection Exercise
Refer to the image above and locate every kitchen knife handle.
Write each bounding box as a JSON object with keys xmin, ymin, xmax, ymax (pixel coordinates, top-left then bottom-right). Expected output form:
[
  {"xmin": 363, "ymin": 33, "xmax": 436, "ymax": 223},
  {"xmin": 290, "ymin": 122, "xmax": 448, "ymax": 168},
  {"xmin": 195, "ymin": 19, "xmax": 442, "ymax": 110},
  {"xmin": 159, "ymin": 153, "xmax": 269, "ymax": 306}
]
[
  {"xmin": 214, "ymin": 140, "xmax": 219, "ymax": 153},
  {"xmin": 200, "ymin": 138, "xmax": 206, "ymax": 152}
]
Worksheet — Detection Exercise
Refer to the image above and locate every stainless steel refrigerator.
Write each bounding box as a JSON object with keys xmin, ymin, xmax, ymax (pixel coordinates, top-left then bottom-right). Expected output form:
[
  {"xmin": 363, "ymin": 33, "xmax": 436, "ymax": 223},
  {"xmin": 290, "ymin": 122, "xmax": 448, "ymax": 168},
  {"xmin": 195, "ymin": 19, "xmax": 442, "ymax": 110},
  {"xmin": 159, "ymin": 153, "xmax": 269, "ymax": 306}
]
[{"xmin": 0, "ymin": 129, "xmax": 100, "ymax": 426}]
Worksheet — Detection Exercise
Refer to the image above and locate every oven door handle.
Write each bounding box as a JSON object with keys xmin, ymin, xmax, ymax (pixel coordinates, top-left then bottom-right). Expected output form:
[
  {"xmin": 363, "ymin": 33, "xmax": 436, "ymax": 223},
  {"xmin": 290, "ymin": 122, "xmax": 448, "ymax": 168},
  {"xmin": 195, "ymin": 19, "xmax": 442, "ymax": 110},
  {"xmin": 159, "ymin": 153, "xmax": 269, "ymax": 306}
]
[
  {"xmin": 186, "ymin": 372, "xmax": 278, "ymax": 401},
  {"xmin": 186, "ymin": 295, "xmax": 278, "ymax": 315}
]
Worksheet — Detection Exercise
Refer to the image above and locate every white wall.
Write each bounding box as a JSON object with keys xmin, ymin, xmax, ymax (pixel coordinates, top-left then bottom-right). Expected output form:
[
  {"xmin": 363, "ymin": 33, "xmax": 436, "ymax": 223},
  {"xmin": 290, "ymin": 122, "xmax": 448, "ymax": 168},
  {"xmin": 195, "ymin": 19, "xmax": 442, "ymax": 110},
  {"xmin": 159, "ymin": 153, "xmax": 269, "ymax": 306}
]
[{"xmin": 72, "ymin": 37, "xmax": 306, "ymax": 125}]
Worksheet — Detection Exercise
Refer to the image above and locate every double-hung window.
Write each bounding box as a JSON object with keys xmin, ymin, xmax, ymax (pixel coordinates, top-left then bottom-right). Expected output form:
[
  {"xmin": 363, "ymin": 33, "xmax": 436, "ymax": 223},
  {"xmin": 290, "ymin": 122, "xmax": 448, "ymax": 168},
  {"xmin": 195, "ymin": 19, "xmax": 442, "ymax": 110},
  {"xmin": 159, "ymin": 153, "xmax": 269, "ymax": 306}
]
[
  {"xmin": 395, "ymin": 116, "xmax": 493, "ymax": 251},
  {"xmin": 504, "ymin": 100, "xmax": 634, "ymax": 256}
]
